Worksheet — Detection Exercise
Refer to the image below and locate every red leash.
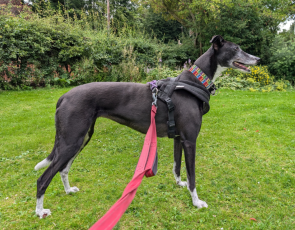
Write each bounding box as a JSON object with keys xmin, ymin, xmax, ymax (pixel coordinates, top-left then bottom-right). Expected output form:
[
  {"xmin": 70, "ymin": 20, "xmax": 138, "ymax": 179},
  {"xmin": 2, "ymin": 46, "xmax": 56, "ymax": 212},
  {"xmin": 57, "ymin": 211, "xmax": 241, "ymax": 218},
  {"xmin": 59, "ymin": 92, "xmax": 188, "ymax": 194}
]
[{"xmin": 89, "ymin": 105, "xmax": 158, "ymax": 230}]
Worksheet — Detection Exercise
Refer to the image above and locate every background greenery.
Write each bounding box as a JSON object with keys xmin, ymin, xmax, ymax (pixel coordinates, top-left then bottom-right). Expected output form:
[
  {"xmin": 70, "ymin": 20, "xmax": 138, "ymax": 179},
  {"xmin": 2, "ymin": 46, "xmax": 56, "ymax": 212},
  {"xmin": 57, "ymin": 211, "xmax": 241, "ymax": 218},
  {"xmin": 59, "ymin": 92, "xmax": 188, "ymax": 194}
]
[
  {"xmin": 0, "ymin": 88, "xmax": 295, "ymax": 229},
  {"xmin": 1, "ymin": 0, "xmax": 295, "ymax": 90}
]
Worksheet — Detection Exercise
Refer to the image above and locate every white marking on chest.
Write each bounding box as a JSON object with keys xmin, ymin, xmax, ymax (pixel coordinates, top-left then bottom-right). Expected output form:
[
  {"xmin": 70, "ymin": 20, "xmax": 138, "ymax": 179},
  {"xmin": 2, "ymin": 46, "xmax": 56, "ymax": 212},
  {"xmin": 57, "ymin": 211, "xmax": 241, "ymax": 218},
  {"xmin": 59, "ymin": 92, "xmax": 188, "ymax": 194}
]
[{"xmin": 212, "ymin": 65, "xmax": 227, "ymax": 82}]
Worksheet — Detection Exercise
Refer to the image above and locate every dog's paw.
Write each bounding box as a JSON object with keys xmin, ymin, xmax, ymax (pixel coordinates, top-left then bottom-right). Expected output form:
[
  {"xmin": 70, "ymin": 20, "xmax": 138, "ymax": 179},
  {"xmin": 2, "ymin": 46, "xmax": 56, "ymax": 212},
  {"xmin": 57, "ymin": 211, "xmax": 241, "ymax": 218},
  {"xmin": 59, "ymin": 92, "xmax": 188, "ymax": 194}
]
[
  {"xmin": 177, "ymin": 181, "xmax": 187, "ymax": 187},
  {"xmin": 193, "ymin": 199, "xmax": 208, "ymax": 209},
  {"xmin": 66, "ymin": 186, "xmax": 80, "ymax": 194},
  {"xmin": 36, "ymin": 209, "xmax": 51, "ymax": 219}
]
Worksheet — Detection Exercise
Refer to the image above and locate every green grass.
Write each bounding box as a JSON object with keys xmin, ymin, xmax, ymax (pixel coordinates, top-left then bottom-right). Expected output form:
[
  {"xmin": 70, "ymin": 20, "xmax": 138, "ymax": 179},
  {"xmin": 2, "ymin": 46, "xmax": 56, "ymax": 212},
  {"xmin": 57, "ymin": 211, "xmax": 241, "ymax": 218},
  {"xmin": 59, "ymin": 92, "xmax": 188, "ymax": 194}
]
[{"xmin": 0, "ymin": 88, "xmax": 295, "ymax": 229}]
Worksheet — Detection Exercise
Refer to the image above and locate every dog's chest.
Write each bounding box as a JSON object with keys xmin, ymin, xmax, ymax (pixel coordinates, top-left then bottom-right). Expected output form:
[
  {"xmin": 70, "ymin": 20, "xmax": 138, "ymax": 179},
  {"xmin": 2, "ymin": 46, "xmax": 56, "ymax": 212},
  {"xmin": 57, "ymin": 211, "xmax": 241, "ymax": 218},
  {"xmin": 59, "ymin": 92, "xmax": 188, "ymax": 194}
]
[{"xmin": 212, "ymin": 65, "xmax": 227, "ymax": 82}]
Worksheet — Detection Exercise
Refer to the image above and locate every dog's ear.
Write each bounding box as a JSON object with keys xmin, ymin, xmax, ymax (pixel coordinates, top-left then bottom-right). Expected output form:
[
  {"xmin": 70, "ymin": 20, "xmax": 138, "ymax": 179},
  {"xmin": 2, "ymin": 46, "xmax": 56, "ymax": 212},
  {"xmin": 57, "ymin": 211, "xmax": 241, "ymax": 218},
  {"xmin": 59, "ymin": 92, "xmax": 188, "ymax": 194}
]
[{"xmin": 210, "ymin": 35, "xmax": 225, "ymax": 51}]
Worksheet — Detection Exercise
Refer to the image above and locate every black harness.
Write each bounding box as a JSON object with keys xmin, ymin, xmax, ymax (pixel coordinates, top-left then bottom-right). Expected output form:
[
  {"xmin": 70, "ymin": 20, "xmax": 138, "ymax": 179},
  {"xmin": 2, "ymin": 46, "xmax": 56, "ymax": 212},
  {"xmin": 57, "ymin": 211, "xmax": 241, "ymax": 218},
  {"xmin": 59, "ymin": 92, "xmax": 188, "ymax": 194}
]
[{"xmin": 153, "ymin": 77, "xmax": 213, "ymax": 138}]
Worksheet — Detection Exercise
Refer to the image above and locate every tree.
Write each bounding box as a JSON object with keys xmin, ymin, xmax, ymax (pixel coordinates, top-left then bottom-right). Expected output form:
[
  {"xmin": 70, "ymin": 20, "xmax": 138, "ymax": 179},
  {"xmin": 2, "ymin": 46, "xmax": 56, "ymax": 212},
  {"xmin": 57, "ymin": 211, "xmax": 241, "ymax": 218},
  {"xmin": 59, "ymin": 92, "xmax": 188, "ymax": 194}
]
[
  {"xmin": 144, "ymin": 0, "xmax": 294, "ymax": 56},
  {"xmin": 140, "ymin": 7, "xmax": 183, "ymax": 43},
  {"xmin": 31, "ymin": 0, "xmax": 139, "ymax": 30}
]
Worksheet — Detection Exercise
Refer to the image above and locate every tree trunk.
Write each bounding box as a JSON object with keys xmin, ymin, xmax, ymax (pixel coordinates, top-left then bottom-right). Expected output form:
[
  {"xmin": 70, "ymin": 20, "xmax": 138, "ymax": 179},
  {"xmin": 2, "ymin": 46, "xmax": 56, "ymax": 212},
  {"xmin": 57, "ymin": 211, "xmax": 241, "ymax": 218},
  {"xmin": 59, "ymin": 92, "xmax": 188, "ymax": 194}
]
[
  {"xmin": 199, "ymin": 37, "xmax": 203, "ymax": 56},
  {"xmin": 107, "ymin": 0, "xmax": 110, "ymax": 31}
]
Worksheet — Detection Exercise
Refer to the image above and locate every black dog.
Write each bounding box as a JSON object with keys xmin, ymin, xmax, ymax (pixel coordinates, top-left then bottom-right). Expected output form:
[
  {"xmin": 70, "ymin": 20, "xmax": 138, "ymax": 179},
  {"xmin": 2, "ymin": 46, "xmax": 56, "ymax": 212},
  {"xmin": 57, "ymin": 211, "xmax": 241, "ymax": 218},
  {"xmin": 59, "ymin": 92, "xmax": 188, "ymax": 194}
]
[{"xmin": 35, "ymin": 35, "xmax": 260, "ymax": 218}]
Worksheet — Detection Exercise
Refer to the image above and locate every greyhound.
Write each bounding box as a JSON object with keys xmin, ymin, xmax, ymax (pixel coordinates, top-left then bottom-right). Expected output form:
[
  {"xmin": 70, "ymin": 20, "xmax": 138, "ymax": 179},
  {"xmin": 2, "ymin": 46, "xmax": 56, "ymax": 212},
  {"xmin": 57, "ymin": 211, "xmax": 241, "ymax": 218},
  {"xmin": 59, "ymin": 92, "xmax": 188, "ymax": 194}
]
[{"xmin": 34, "ymin": 35, "xmax": 260, "ymax": 218}]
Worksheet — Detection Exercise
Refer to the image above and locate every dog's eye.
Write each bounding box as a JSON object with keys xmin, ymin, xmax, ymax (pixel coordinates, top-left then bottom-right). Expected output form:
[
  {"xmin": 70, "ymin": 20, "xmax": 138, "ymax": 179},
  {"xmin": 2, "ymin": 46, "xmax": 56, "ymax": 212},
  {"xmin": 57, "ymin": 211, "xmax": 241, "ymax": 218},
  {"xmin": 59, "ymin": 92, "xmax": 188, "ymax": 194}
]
[{"xmin": 235, "ymin": 46, "xmax": 239, "ymax": 51}]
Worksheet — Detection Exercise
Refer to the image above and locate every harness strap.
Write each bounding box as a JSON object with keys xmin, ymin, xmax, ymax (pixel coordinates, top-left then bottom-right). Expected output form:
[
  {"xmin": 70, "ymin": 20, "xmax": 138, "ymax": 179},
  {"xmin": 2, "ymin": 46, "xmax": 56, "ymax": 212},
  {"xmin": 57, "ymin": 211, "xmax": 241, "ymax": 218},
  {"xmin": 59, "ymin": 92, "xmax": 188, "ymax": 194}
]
[
  {"xmin": 157, "ymin": 91, "xmax": 175, "ymax": 138},
  {"xmin": 155, "ymin": 77, "xmax": 211, "ymax": 138},
  {"xmin": 89, "ymin": 105, "xmax": 158, "ymax": 230}
]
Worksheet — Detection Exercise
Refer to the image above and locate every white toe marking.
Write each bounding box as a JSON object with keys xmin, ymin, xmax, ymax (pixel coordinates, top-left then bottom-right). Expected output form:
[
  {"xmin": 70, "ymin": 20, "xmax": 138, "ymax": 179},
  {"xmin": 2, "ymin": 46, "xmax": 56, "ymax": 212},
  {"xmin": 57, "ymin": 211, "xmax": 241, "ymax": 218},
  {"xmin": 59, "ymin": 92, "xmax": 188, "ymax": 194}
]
[
  {"xmin": 177, "ymin": 180, "xmax": 187, "ymax": 187},
  {"xmin": 60, "ymin": 131, "xmax": 90, "ymax": 194},
  {"xmin": 66, "ymin": 186, "xmax": 80, "ymax": 194},
  {"xmin": 190, "ymin": 188, "xmax": 208, "ymax": 209},
  {"xmin": 173, "ymin": 162, "xmax": 187, "ymax": 187},
  {"xmin": 36, "ymin": 195, "xmax": 51, "ymax": 218}
]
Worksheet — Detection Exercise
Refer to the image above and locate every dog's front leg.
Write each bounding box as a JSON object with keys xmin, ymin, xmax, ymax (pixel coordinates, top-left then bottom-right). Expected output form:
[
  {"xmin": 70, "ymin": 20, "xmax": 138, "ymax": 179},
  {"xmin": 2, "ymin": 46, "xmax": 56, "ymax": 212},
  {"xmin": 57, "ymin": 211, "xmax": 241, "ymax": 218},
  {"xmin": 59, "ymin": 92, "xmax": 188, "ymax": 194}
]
[
  {"xmin": 182, "ymin": 140, "xmax": 208, "ymax": 208},
  {"xmin": 173, "ymin": 136, "xmax": 187, "ymax": 187}
]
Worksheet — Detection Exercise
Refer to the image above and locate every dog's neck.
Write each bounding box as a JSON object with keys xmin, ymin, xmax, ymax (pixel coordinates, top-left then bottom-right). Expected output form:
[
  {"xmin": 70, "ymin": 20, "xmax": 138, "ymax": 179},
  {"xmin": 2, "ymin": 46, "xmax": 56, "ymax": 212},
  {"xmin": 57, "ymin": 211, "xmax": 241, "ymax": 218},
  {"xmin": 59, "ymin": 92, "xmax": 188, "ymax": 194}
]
[
  {"xmin": 188, "ymin": 65, "xmax": 213, "ymax": 89},
  {"xmin": 194, "ymin": 46, "xmax": 227, "ymax": 82}
]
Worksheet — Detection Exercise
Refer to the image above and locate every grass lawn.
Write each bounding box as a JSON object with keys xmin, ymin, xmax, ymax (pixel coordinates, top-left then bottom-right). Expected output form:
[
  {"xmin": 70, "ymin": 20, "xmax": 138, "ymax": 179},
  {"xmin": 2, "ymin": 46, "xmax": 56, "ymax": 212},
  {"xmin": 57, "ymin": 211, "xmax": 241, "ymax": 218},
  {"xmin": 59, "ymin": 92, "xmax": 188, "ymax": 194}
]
[{"xmin": 0, "ymin": 87, "xmax": 295, "ymax": 229}]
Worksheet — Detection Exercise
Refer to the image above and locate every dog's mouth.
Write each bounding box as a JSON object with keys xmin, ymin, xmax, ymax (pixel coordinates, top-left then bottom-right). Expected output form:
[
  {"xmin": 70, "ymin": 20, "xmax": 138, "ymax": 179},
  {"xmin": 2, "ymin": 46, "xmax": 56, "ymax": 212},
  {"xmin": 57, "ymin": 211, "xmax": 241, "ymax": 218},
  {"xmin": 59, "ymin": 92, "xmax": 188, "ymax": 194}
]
[{"xmin": 233, "ymin": 61, "xmax": 250, "ymax": 72}]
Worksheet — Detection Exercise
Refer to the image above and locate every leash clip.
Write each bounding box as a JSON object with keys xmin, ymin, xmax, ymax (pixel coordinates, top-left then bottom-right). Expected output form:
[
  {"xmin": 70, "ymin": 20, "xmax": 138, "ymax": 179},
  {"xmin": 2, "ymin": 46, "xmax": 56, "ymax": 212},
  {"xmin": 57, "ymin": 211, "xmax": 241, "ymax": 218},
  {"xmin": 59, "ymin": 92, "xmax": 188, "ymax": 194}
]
[
  {"xmin": 209, "ymin": 84, "xmax": 218, "ymax": 96},
  {"xmin": 152, "ymin": 88, "xmax": 158, "ymax": 107}
]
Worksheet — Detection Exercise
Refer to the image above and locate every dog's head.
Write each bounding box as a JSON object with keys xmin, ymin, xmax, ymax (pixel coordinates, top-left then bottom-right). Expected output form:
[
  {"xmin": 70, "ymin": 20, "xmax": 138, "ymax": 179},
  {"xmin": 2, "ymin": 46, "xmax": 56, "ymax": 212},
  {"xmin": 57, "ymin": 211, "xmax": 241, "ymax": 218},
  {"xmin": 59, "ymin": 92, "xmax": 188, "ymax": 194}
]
[{"xmin": 210, "ymin": 35, "xmax": 261, "ymax": 73}]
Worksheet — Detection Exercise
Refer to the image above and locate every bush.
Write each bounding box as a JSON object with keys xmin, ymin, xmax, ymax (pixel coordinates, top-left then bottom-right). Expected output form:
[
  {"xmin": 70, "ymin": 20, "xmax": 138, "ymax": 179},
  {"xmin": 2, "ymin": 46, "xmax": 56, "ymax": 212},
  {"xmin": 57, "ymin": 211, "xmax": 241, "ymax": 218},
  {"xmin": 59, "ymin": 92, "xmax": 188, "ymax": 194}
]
[
  {"xmin": 216, "ymin": 66, "xmax": 292, "ymax": 92},
  {"xmin": 0, "ymin": 7, "xmax": 193, "ymax": 90},
  {"xmin": 268, "ymin": 35, "xmax": 295, "ymax": 84},
  {"xmin": 146, "ymin": 66, "xmax": 182, "ymax": 82},
  {"xmin": 244, "ymin": 66, "xmax": 274, "ymax": 86},
  {"xmin": 215, "ymin": 76, "xmax": 260, "ymax": 90}
]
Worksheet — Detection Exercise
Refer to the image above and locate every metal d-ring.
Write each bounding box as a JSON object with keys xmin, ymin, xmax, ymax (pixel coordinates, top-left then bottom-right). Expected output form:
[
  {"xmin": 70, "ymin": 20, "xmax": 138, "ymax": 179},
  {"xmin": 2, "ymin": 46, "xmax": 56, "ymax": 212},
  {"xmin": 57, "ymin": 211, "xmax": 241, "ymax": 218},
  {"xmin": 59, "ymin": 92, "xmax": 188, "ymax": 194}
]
[{"xmin": 152, "ymin": 88, "xmax": 158, "ymax": 106}]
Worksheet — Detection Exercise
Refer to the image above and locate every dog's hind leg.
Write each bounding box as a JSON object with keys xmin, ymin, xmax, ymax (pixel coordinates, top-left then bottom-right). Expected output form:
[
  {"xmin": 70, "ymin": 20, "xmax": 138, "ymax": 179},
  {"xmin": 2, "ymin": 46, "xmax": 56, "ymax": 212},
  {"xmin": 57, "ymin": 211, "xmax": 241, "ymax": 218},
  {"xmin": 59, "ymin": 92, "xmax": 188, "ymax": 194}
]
[
  {"xmin": 36, "ymin": 142, "xmax": 89, "ymax": 218},
  {"xmin": 59, "ymin": 121, "xmax": 96, "ymax": 194},
  {"xmin": 36, "ymin": 156, "xmax": 66, "ymax": 218},
  {"xmin": 34, "ymin": 141, "xmax": 59, "ymax": 171},
  {"xmin": 36, "ymin": 116, "xmax": 96, "ymax": 218},
  {"xmin": 173, "ymin": 136, "xmax": 187, "ymax": 187},
  {"xmin": 182, "ymin": 140, "xmax": 208, "ymax": 209}
]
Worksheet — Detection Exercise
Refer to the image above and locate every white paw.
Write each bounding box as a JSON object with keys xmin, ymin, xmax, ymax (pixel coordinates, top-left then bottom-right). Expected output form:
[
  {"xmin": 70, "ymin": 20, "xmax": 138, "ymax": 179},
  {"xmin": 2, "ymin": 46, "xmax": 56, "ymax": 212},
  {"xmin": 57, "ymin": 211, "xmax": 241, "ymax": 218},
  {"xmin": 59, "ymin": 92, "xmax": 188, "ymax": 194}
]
[
  {"xmin": 177, "ymin": 181, "xmax": 187, "ymax": 187},
  {"xmin": 66, "ymin": 186, "xmax": 80, "ymax": 194},
  {"xmin": 36, "ymin": 209, "xmax": 51, "ymax": 219},
  {"xmin": 193, "ymin": 199, "xmax": 208, "ymax": 209}
]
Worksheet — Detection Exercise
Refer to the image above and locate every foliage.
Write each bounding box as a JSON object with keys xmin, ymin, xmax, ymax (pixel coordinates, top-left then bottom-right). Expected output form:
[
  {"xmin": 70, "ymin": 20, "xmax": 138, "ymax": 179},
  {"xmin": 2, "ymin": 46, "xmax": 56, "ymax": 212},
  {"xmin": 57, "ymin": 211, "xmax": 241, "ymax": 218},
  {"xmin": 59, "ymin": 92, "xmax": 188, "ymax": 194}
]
[
  {"xmin": 216, "ymin": 66, "xmax": 292, "ymax": 91},
  {"xmin": 110, "ymin": 46, "xmax": 147, "ymax": 82},
  {"xmin": 0, "ymin": 6, "xmax": 191, "ymax": 90},
  {"xmin": 146, "ymin": 66, "xmax": 182, "ymax": 82},
  {"xmin": 32, "ymin": 0, "xmax": 139, "ymax": 30},
  {"xmin": 278, "ymin": 22, "xmax": 295, "ymax": 41},
  {"xmin": 244, "ymin": 66, "xmax": 273, "ymax": 86},
  {"xmin": 0, "ymin": 7, "xmax": 89, "ymax": 89},
  {"xmin": 145, "ymin": 0, "xmax": 291, "ymax": 62},
  {"xmin": 205, "ymin": 2, "xmax": 278, "ymax": 64},
  {"xmin": 1, "ymin": 88, "xmax": 295, "ymax": 229},
  {"xmin": 139, "ymin": 7, "xmax": 183, "ymax": 43},
  {"xmin": 268, "ymin": 34, "xmax": 295, "ymax": 84},
  {"xmin": 215, "ymin": 75, "xmax": 260, "ymax": 91}
]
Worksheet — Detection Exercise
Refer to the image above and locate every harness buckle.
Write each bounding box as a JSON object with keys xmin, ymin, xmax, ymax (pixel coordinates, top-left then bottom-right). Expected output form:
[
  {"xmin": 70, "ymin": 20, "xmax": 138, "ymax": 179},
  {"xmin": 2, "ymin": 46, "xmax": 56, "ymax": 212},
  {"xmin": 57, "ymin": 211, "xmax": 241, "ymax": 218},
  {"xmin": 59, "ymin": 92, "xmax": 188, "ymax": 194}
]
[
  {"xmin": 152, "ymin": 88, "xmax": 158, "ymax": 106},
  {"xmin": 167, "ymin": 120, "xmax": 175, "ymax": 128},
  {"xmin": 209, "ymin": 84, "xmax": 218, "ymax": 96},
  {"xmin": 165, "ymin": 98, "xmax": 174, "ymax": 111}
]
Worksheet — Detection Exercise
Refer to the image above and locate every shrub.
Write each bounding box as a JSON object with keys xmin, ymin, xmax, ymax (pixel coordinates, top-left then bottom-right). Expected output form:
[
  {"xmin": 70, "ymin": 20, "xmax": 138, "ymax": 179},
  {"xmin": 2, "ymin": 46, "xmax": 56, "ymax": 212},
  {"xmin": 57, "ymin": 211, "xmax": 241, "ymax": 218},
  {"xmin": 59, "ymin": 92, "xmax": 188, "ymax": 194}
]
[
  {"xmin": 216, "ymin": 66, "xmax": 292, "ymax": 92},
  {"xmin": 268, "ymin": 35, "xmax": 295, "ymax": 84},
  {"xmin": 110, "ymin": 46, "xmax": 146, "ymax": 82},
  {"xmin": 146, "ymin": 66, "xmax": 182, "ymax": 82},
  {"xmin": 222, "ymin": 66, "xmax": 274, "ymax": 86},
  {"xmin": 244, "ymin": 66, "xmax": 274, "ymax": 86},
  {"xmin": 0, "ymin": 8, "xmax": 192, "ymax": 90},
  {"xmin": 215, "ymin": 76, "xmax": 260, "ymax": 90}
]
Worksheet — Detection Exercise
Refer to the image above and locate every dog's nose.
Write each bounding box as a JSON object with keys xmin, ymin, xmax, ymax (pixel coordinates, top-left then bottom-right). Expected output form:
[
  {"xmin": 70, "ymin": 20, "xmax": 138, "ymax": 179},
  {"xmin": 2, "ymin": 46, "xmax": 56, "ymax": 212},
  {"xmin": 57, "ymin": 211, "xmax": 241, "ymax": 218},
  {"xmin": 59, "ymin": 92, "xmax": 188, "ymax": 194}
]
[{"xmin": 256, "ymin": 58, "xmax": 261, "ymax": 63}]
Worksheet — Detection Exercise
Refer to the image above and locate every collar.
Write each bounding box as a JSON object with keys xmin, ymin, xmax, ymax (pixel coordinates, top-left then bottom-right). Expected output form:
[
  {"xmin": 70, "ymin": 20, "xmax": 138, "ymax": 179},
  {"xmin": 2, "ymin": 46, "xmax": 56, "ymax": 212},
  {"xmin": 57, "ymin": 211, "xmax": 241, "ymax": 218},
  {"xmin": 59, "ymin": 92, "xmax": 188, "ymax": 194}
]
[{"xmin": 189, "ymin": 65, "xmax": 214, "ymax": 90}]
